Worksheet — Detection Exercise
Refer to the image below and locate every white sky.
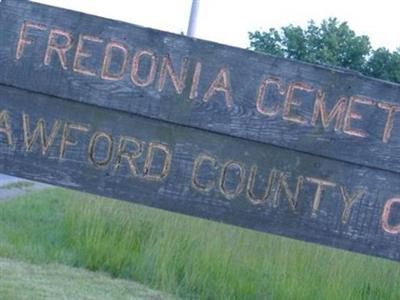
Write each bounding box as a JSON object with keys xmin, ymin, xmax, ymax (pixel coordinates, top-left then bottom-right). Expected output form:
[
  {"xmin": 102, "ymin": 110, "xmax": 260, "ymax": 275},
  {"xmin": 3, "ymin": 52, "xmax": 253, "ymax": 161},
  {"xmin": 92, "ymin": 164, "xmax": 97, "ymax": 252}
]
[{"xmin": 34, "ymin": 0, "xmax": 400, "ymax": 51}]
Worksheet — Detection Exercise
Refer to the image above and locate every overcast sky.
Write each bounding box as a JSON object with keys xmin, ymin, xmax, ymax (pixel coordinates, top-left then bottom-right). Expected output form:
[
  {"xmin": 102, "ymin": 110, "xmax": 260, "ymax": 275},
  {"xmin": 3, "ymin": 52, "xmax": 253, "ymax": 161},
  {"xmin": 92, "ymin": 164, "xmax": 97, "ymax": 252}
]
[{"xmin": 34, "ymin": 0, "xmax": 400, "ymax": 51}]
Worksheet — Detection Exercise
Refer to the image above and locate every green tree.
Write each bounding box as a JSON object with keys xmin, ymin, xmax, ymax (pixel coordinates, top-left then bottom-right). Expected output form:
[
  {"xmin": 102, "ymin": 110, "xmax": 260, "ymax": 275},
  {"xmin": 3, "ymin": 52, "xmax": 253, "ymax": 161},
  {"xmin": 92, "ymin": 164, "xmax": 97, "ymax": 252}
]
[
  {"xmin": 365, "ymin": 48, "xmax": 400, "ymax": 82},
  {"xmin": 249, "ymin": 18, "xmax": 400, "ymax": 83}
]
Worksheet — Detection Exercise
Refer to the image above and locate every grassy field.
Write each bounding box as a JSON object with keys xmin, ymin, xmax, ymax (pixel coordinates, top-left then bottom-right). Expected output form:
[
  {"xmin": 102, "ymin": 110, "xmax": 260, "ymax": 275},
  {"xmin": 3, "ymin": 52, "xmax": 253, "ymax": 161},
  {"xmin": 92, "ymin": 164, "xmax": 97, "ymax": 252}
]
[
  {"xmin": 0, "ymin": 257, "xmax": 175, "ymax": 300},
  {"xmin": 0, "ymin": 188, "xmax": 399, "ymax": 299}
]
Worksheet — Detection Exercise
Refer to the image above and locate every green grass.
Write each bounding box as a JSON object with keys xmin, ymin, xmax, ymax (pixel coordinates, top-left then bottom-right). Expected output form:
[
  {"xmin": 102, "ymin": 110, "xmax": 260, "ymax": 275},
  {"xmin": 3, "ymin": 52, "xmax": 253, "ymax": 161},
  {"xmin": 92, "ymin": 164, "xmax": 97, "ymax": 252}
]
[
  {"xmin": 0, "ymin": 188, "xmax": 400, "ymax": 299},
  {"xmin": 0, "ymin": 256, "xmax": 175, "ymax": 300}
]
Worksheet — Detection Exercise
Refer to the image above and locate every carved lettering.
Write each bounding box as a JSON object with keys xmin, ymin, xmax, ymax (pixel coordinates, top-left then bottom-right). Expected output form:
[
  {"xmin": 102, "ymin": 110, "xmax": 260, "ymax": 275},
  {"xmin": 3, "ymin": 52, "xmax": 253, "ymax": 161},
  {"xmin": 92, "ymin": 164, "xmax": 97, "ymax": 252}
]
[
  {"xmin": 246, "ymin": 166, "xmax": 276, "ymax": 205},
  {"xmin": 343, "ymin": 96, "xmax": 374, "ymax": 138},
  {"xmin": 382, "ymin": 198, "xmax": 400, "ymax": 234},
  {"xmin": 59, "ymin": 122, "xmax": 89, "ymax": 159},
  {"xmin": 16, "ymin": 21, "xmax": 46, "ymax": 60},
  {"xmin": 339, "ymin": 186, "xmax": 364, "ymax": 224},
  {"xmin": 101, "ymin": 41, "xmax": 129, "ymax": 81},
  {"xmin": 306, "ymin": 177, "xmax": 336, "ymax": 217},
  {"xmin": 311, "ymin": 92, "xmax": 346, "ymax": 130},
  {"xmin": 143, "ymin": 142, "xmax": 172, "ymax": 181},
  {"xmin": 22, "ymin": 113, "xmax": 61, "ymax": 155},
  {"xmin": 158, "ymin": 55, "xmax": 189, "ymax": 94},
  {"xmin": 273, "ymin": 173, "xmax": 304, "ymax": 210},
  {"xmin": 114, "ymin": 136, "xmax": 143, "ymax": 176},
  {"xmin": 219, "ymin": 160, "xmax": 245, "ymax": 200},
  {"xmin": 189, "ymin": 61, "xmax": 202, "ymax": 100},
  {"xmin": 203, "ymin": 68, "xmax": 233, "ymax": 109},
  {"xmin": 377, "ymin": 102, "xmax": 400, "ymax": 143},
  {"xmin": 191, "ymin": 154, "xmax": 218, "ymax": 192},
  {"xmin": 131, "ymin": 49, "xmax": 157, "ymax": 87},
  {"xmin": 88, "ymin": 131, "xmax": 114, "ymax": 167},
  {"xmin": 283, "ymin": 82, "xmax": 313, "ymax": 124},
  {"xmin": 73, "ymin": 34, "xmax": 104, "ymax": 76},
  {"xmin": 256, "ymin": 77, "xmax": 285, "ymax": 117},
  {"xmin": 44, "ymin": 29, "xmax": 73, "ymax": 70},
  {"xmin": 15, "ymin": 21, "xmax": 400, "ymax": 151},
  {"xmin": 0, "ymin": 110, "xmax": 13, "ymax": 146}
]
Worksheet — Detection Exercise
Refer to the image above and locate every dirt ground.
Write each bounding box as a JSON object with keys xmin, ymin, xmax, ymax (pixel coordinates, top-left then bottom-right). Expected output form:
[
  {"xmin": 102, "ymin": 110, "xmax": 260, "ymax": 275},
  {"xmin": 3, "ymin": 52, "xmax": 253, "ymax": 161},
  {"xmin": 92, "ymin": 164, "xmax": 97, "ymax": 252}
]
[{"xmin": 0, "ymin": 174, "xmax": 50, "ymax": 201}]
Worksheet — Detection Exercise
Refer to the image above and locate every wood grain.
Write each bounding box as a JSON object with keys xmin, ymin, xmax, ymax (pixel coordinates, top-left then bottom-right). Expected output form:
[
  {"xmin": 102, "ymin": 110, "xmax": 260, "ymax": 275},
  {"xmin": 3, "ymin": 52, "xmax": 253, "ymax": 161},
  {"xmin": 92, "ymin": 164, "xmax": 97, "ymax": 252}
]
[
  {"xmin": 1, "ymin": 0, "xmax": 400, "ymax": 175},
  {"xmin": 0, "ymin": 83, "xmax": 400, "ymax": 261}
]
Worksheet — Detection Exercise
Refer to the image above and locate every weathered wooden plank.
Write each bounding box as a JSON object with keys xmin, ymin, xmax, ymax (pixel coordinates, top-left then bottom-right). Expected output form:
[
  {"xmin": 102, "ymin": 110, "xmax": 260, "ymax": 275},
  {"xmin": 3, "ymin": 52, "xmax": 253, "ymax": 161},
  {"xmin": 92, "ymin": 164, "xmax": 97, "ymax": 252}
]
[
  {"xmin": 1, "ymin": 83, "xmax": 400, "ymax": 261},
  {"xmin": 1, "ymin": 1, "xmax": 400, "ymax": 174}
]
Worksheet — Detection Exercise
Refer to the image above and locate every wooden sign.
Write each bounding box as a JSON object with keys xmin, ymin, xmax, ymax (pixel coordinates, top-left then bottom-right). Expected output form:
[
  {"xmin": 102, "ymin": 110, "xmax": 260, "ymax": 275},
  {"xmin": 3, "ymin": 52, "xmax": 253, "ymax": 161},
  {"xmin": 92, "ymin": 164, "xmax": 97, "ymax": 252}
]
[{"xmin": 1, "ymin": 0, "xmax": 400, "ymax": 261}]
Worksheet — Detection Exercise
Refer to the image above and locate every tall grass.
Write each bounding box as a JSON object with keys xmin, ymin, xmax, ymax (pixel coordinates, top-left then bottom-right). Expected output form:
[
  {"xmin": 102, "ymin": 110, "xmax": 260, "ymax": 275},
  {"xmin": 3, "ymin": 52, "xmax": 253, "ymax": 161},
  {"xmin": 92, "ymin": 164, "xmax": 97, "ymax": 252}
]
[{"xmin": 1, "ymin": 188, "xmax": 399, "ymax": 299}]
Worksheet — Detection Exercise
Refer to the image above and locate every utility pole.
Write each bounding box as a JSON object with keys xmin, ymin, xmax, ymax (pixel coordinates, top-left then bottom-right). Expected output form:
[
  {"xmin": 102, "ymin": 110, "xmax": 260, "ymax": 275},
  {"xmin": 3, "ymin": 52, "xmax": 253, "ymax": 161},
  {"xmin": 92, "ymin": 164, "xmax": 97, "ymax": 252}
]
[{"xmin": 187, "ymin": 0, "xmax": 199, "ymax": 37}]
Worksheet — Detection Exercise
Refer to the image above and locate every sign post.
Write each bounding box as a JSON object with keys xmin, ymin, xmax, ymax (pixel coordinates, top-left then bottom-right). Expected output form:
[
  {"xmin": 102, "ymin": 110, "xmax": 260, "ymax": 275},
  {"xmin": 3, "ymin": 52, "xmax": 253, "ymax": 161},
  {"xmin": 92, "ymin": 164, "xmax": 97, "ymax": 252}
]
[{"xmin": 187, "ymin": 0, "xmax": 200, "ymax": 37}]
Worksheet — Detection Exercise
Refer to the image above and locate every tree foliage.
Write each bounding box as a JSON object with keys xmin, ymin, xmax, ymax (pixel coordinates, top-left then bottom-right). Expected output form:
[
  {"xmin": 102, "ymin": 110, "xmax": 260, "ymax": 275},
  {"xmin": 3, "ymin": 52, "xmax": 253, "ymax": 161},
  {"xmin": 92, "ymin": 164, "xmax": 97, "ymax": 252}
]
[{"xmin": 249, "ymin": 18, "xmax": 400, "ymax": 83}]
